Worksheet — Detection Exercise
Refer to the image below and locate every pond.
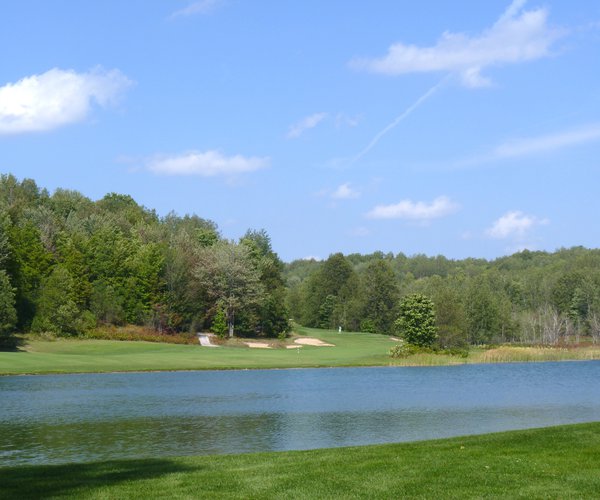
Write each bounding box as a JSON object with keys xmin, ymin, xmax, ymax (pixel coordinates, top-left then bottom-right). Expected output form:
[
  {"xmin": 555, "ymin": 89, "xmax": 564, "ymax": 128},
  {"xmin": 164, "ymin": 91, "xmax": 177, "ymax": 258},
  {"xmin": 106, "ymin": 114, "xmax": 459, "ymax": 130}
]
[{"xmin": 2, "ymin": 361, "xmax": 600, "ymax": 466}]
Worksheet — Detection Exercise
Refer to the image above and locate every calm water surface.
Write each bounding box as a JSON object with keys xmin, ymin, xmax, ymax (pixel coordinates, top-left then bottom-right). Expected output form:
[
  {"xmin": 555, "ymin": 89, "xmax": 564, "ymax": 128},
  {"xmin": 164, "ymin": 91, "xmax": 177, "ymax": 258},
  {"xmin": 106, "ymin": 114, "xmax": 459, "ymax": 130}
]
[{"xmin": 2, "ymin": 361, "xmax": 600, "ymax": 466}]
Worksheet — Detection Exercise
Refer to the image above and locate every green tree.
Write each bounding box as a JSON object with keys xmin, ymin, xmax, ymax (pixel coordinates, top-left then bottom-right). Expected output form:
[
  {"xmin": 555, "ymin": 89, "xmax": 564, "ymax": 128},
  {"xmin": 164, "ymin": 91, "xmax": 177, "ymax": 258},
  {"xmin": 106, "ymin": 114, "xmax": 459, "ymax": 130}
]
[
  {"xmin": 31, "ymin": 266, "xmax": 90, "ymax": 335},
  {"xmin": 301, "ymin": 253, "xmax": 354, "ymax": 327},
  {"xmin": 194, "ymin": 241, "xmax": 264, "ymax": 337},
  {"xmin": 0, "ymin": 270, "xmax": 17, "ymax": 348},
  {"xmin": 240, "ymin": 229, "xmax": 290, "ymax": 336},
  {"xmin": 361, "ymin": 259, "xmax": 398, "ymax": 334},
  {"xmin": 395, "ymin": 293, "xmax": 437, "ymax": 347},
  {"xmin": 211, "ymin": 304, "xmax": 227, "ymax": 337},
  {"xmin": 7, "ymin": 222, "xmax": 54, "ymax": 329}
]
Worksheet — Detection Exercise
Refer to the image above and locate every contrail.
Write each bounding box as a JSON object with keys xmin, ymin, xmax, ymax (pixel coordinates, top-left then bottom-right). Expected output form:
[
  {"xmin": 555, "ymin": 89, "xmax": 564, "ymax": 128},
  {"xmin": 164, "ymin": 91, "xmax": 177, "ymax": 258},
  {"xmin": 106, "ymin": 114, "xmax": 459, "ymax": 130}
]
[{"xmin": 352, "ymin": 76, "xmax": 449, "ymax": 164}]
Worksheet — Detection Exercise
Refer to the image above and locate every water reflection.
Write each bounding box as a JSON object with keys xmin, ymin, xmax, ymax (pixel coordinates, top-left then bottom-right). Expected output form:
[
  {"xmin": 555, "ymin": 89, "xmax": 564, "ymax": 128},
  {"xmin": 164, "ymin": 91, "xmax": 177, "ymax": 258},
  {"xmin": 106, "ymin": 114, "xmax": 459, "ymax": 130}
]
[{"xmin": 1, "ymin": 361, "xmax": 600, "ymax": 465}]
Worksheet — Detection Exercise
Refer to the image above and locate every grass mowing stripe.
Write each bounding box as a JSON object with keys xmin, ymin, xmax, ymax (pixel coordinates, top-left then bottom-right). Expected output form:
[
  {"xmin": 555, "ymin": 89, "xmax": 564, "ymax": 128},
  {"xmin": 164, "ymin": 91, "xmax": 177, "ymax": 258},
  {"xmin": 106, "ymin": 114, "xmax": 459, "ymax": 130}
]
[{"xmin": 1, "ymin": 422, "xmax": 599, "ymax": 499}]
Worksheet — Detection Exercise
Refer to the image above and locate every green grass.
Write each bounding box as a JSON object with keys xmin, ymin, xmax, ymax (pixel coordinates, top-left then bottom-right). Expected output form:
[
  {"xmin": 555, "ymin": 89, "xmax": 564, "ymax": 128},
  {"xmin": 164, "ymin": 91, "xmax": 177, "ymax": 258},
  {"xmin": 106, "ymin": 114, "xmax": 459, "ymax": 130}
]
[
  {"xmin": 0, "ymin": 326, "xmax": 397, "ymax": 375},
  {"xmin": 1, "ymin": 422, "xmax": 599, "ymax": 499},
  {"xmin": 2, "ymin": 326, "xmax": 600, "ymax": 375}
]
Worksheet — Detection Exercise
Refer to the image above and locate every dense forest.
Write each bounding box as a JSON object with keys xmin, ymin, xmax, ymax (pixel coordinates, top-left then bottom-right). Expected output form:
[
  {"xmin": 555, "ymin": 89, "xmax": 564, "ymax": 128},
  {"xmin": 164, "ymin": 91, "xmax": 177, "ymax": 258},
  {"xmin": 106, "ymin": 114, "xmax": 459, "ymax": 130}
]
[
  {"xmin": 1, "ymin": 174, "xmax": 599, "ymax": 350},
  {"xmin": 285, "ymin": 248, "xmax": 600, "ymax": 347},
  {"xmin": 0, "ymin": 174, "xmax": 289, "ymax": 347}
]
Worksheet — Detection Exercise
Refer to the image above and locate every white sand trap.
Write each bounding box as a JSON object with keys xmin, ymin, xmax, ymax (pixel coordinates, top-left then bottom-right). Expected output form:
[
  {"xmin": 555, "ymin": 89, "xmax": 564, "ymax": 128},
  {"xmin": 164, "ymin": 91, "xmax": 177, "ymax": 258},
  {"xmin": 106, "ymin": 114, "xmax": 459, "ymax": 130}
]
[
  {"xmin": 286, "ymin": 345, "xmax": 302, "ymax": 349},
  {"xmin": 294, "ymin": 337, "xmax": 335, "ymax": 347},
  {"xmin": 245, "ymin": 342, "xmax": 272, "ymax": 349},
  {"xmin": 389, "ymin": 337, "xmax": 401, "ymax": 341},
  {"xmin": 198, "ymin": 334, "xmax": 218, "ymax": 347}
]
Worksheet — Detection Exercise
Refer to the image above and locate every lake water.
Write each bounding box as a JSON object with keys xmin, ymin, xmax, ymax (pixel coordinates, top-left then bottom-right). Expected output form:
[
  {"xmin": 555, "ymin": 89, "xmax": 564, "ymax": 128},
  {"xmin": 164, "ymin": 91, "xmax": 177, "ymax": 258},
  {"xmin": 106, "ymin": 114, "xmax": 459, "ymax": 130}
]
[{"xmin": 2, "ymin": 361, "xmax": 600, "ymax": 466}]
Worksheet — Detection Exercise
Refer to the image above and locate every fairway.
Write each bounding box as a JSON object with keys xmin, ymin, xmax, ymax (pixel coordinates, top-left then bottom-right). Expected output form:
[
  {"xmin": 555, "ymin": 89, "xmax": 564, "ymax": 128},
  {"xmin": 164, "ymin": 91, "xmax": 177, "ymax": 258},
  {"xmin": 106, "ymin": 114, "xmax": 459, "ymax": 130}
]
[
  {"xmin": 1, "ymin": 422, "xmax": 599, "ymax": 499},
  {"xmin": 0, "ymin": 327, "xmax": 397, "ymax": 375},
  {"xmin": 3, "ymin": 326, "xmax": 600, "ymax": 376}
]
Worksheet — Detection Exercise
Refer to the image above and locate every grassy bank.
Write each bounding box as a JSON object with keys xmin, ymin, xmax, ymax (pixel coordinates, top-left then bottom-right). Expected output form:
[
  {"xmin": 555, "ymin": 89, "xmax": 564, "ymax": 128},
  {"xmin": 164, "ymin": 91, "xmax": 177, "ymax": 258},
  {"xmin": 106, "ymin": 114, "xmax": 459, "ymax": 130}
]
[
  {"xmin": 1, "ymin": 422, "xmax": 599, "ymax": 499},
  {"xmin": 1, "ymin": 326, "xmax": 600, "ymax": 375},
  {"xmin": 0, "ymin": 327, "xmax": 395, "ymax": 375}
]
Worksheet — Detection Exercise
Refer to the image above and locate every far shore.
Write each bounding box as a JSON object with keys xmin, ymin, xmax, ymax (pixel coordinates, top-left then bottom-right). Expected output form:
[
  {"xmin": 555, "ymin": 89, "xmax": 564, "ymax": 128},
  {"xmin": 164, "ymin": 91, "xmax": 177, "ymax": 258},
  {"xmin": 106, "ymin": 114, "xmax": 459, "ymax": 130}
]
[{"xmin": 1, "ymin": 326, "xmax": 599, "ymax": 376}]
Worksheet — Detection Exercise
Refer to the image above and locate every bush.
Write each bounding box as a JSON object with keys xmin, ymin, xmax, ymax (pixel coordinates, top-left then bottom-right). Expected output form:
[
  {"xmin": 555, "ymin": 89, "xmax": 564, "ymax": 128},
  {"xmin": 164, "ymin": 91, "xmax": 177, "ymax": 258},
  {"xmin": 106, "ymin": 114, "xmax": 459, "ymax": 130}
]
[
  {"xmin": 83, "ymin": 325, "xmax": 197, "ymax": 344},
  {"xmin": 389, "ymin": 339, "xmax": 420, "ymax": 358},
  {"xmin": 360, "ymin": 319, "xmax": 377, "ymax": 333}
]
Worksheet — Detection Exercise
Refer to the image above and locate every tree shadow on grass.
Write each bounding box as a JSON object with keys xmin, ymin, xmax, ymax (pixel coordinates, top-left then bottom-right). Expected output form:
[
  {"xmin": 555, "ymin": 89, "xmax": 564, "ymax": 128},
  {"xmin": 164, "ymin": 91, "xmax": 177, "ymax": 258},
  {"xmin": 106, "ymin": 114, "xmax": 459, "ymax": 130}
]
[
  {"xmin": 0, "ymin": 458, "xmax": 200, "ymax": 499},
  {"xmin": 0, "ymin": 334, "xmax": 25, "ymax": 352}
]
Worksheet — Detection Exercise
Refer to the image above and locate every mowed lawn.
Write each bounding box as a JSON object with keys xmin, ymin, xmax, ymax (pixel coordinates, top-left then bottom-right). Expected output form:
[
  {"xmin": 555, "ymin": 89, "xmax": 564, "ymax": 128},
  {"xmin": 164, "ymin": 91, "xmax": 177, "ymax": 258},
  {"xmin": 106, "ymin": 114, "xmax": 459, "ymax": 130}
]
[
  {"xmin": 1, "ymin": 422, "xmax": 599, "ymax": 499},
  {"xmin": 0, "ymin": 327, "xmax": 397, "ymax": 375}
]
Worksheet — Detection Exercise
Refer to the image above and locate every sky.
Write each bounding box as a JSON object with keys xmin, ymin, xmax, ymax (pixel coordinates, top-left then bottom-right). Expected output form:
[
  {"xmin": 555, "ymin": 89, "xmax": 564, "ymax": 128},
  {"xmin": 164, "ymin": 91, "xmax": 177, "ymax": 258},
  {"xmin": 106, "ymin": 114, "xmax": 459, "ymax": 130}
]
[{"xmin": 1, "ymin": 0, "xmax": 600, "ymax": 262}]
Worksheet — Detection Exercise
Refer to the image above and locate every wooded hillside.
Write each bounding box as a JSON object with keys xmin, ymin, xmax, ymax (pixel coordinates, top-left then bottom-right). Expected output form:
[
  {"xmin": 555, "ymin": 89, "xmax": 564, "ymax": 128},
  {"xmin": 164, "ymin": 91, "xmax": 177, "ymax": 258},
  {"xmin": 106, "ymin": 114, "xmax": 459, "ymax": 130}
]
[
  {"xmin": 0, "ymin": 174, "xmax": 289, "ymax": 347},
  {"xmin": 285, "ymin": 248, "xmax": 600, "ymax": 346}
]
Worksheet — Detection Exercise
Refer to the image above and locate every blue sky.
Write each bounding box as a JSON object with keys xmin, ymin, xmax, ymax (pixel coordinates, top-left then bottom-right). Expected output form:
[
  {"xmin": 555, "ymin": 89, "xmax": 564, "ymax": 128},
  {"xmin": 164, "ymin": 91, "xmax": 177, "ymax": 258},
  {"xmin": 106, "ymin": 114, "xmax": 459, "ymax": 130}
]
[{"xmin": 1, "ymin": 0, "xmax": 600, "ymax": 262}]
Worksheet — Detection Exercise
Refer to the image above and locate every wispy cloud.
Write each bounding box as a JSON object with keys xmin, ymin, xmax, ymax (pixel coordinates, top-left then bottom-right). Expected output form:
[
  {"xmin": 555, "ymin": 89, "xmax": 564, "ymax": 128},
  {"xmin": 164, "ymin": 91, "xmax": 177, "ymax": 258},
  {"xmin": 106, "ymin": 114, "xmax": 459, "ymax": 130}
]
[
  {"xmin": 350, "ymin": 226, "xmax": 370, "ymax": 237},
  {"xmin": 491, "ymin": 124, "xmax": 600, "ymax": 159},
  {"xmin": 457, "ymin": 123, "xmax": 600, "ymax": 167},
  {"xmin": 486, "ymin": 210, "xmax": 548, "ymax": 239},
  {"xmin": 146, "ymin": 150, "xmax": 269, "ymax": 177},
  {"xmin": 350, "ymin": 0, "xmax": 564, "ymax": 88},
  {"xmin": 331, "ymin": 183, "xmax": 360, "ymax": 200},
  {"xmin": 169, "ymin": 0, "xmax": 222, "ymax": 19},
  {"xmin": 335, "ymin": 113, "xmax": 361, "ymax": 128},
  {"xmin": 0, "ymin": 67, "xmax": 132, "ymax": 135},
  {"xmin": 287, "ymin": 112, "xmax": 328, "ymax": 139},
  {"xmin": 366, "ymin": 196, "xmax": 459, "ymax": 221}
]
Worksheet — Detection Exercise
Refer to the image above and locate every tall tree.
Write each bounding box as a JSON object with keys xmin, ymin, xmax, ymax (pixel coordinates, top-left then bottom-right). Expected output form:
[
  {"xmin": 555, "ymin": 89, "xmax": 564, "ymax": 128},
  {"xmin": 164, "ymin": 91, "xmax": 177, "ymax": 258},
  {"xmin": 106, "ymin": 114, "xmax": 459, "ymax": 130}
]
[
  {"xmin": 360, "ymin": 259, "xmax": 399, "ymax": 334},
  {"xmin": 302, "ymin": 253, "xmax": 355, "ymax": 328},
  {"xmin": 240, "ymin": 229, "xmax": 290, "ymax": 336},
  {"xmin": 0, "ymin": 270, "xmax": 17, "ymax": 348},
  {"xmin": 194, "ymin": 241, "xmax": 264, "ymax": 337}
]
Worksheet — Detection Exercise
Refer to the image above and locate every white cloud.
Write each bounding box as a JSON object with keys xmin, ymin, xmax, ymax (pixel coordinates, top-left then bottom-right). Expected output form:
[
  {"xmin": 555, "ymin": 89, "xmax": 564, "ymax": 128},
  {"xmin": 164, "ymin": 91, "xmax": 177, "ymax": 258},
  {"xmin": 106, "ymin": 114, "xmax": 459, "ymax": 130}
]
[
  {"xmin": 147, "ymin": 150, "xmax": 269, "ymax": 176},
  {"xmin": 486, "ymin": 210, "xmax": 548, "ymax": 239},
  {"xmin": 331, "ymin": 183, "xmax": 360, "ymax": 200},
  {"xmin": 287, "ymin": 112, "xmax": 328, "ymax": 139},
  {"xmin": 350, "ymin": 0, "xmax": 563, "ymax": 88},
  {"xmin": 0, "ymin": 67, "xmax": 132, "ymax": 135},
  {"xmin": 170, "ymin": 0, "xmax": 222, "ymax": 19},
  {"xmin": 366, "ymin": 196, "xmax": 459, "ymax": 220}
]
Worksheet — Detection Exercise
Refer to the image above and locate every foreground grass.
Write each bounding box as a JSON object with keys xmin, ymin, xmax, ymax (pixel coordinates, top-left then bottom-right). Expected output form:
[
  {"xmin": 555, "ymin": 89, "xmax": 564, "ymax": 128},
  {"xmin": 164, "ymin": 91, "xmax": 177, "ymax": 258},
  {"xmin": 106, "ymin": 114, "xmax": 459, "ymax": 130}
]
[
  {"xmin": 2, "ymin": 326, "xmax": 600, "ymax": 375},
  {"xmin": 1, "ymin": 422, "xmax": 599, "ymax": 499}
]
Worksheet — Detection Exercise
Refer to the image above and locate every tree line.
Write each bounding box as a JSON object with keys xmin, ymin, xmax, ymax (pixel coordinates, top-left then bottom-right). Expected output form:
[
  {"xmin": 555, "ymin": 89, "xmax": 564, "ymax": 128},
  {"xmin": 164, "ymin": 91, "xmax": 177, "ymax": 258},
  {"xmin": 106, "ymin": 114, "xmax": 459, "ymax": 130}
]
[
  {"xmin": 285, "ymin": 248, "xmax": 600, "ymax": 347},
  {"xmin": 2, "ymin": 174, "xmax": 600, "ymax": 350},
  {"xmin": 0, "ymin": 174, "xmax": 289, "ymax": 347}
]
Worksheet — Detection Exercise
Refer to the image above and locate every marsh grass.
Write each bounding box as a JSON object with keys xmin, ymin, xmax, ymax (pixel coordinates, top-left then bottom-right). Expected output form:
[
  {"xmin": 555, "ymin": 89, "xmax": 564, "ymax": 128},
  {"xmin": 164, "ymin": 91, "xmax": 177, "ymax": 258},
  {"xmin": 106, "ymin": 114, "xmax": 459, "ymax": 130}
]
[{"xmin": 475, "ymin": 346, "xmax": 600, "ymax": 364}]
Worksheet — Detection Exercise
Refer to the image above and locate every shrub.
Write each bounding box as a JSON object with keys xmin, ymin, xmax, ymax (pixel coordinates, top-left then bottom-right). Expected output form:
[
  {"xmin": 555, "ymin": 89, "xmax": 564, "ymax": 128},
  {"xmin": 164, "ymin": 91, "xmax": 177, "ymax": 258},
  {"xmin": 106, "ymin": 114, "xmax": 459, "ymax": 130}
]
[
  {"xmin": 389, "ymin": 339, "xmax": 419, "ymax": 358},
  {"xmin": 360, "ymin": 319, "xmax": 377, "ymax": 333}
]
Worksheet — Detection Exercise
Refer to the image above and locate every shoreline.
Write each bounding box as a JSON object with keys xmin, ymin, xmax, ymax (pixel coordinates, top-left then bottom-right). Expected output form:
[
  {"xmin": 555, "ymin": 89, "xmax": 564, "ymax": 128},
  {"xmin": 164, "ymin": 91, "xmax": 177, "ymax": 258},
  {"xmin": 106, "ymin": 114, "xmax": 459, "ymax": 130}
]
[
  {"xmin": 1, "ymin": 352, "xmax": 599, "ymax": 377},
  {"xmin": 2, "ymin": 422, "xmax": 599, "ymax": 498}
]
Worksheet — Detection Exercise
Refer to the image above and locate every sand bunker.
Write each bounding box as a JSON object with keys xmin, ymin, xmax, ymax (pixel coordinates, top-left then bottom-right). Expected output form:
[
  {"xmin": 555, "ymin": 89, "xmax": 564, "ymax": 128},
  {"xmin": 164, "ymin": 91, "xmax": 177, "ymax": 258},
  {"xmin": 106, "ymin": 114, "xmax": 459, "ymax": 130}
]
[
  {"xmin": 294, "ymin": 337, "xmax": 335, "ymax": 347},
  {"xmin": 245, "ymin": 342, "xmax": 272, "ymax": 349},
  {"xmin": 286, "ymin": 345, "xmax": 302, "ymax": 349}
]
